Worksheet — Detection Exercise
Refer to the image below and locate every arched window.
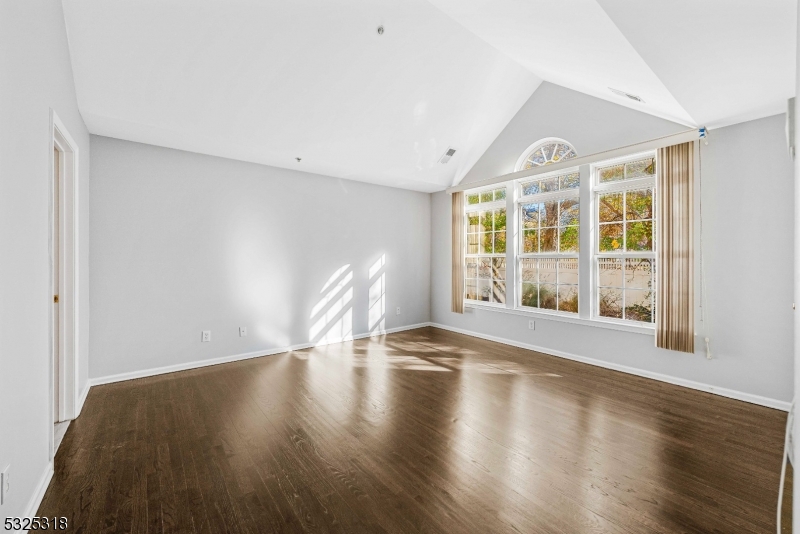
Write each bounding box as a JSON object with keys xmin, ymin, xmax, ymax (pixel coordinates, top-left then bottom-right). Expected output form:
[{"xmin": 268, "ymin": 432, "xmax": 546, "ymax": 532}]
[
  {"xmin": 515, "ymin": 138, "xmax": 577, "ymax": 171},
  {"xmin": 513, "ymin": 139, "xmax": 580, "ymax": 315}
]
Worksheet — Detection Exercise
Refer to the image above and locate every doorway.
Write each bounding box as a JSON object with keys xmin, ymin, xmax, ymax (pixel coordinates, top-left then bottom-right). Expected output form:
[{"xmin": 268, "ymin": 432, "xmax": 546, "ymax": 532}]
[{"xmin": 50, "ymin": 111, "xmax": 80, "ymax": 457}]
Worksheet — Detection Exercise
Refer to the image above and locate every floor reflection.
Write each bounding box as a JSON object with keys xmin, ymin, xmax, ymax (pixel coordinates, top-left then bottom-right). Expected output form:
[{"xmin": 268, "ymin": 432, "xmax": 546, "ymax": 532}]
[{"xmin": 42, "ymin": 327, "xmax": 790, "ymax": 534}]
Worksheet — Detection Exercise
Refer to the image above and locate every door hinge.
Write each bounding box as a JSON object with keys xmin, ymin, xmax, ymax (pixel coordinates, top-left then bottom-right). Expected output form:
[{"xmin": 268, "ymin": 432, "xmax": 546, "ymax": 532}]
[{"xmin": 54, "ymin": 295, "xmax": 59, "ymax": 303}]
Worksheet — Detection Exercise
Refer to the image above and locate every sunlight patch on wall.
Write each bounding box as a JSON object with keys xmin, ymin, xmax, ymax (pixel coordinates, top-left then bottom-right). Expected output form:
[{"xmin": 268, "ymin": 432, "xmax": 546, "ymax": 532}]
[
  {"xmin": 368, "ymin": 254, "xmax": 386, "ymax": 334},
  {"xmin": 311, "ymin": 268, "xmax": 353, "ymax": 318},
  {"xmin": 310, "ymin": 264, "xmax": 354, "ymax": 346},
  {"xmin": 321, "ymin": 264, "xmax": 352, "ymax": 294},
  {"xmin": 310, "ymin": 288, "xmax": 353, "ymax": 344}
]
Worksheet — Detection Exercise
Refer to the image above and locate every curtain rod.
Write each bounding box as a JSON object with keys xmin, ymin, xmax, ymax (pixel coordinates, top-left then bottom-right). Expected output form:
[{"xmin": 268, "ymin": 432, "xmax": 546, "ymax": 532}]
[{"xmin": 446, "ymin": 127, "xmax": 707, "ymax": 194}]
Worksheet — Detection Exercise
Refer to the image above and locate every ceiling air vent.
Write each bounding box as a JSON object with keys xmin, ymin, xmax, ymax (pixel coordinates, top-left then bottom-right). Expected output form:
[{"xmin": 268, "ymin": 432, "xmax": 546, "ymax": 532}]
[
  {"xmin": 609, "ymin": 87, "xmax": 645, "ymax": 103},
  {"xmin": 439, "ymin": 147, "xmax": 457, "ymax": 164}
]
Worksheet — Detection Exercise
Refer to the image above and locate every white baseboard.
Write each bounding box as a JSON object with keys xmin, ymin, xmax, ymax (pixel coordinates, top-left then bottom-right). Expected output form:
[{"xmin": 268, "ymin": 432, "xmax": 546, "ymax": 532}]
[
  {"xmin": 75, "ymin": 381, "xmax": 91, "ymax": 417},
  {"xmin": 88, "ymin": 322, "xmax": 432, "ymax": 387},
  {"xmin": 429, "ymin": 322, "xmax": 791, "ymax": 412},
  {"xmin": 84, "ymin": 320, "xmax": 788, "ymax": 412},
  {"xmin": 20, "ymin": 461, "xmax": 53, "ymax": 528}
]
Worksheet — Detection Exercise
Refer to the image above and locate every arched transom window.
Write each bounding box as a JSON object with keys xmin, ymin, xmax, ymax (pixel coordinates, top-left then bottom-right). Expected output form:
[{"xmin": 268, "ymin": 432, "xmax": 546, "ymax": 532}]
[{"xmin": 515, "ymin": 138, "xmax": 577, "ymax": 171}]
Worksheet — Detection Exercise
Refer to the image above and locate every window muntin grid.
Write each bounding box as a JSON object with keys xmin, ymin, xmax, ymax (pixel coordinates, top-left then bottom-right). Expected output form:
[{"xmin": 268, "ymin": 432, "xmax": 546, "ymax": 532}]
[
  {"xmin": 463, "ymin": 144, "xmax": 659, "ymax": 329},
  {"xmin": 516, "ymin": 139, "xmax": 577, "ymax": 171},
  {"xmin": 597, "ymin": 188, "xmax": 654, "ymax": 253},
  {"xmin": 467, "ymin": 187, "xmax": 506, "ymax": 206},
  {"xmin": 465, "ymin": 190, "xmax": 507, "ymax": 304},
  {"xmin": 517, "ymin": 168, "xmax": 580, "ymax": 315},
  {"xmin": 520, "ymin": 257, "xmax": 579, "ymax": 313},
  {"xmin": 597, "ymin": 258, "xmax": 655, "ymax": 323},
  {"xmin": 593, "ymin": 152, "xmax": 656, "ymax": 324}
]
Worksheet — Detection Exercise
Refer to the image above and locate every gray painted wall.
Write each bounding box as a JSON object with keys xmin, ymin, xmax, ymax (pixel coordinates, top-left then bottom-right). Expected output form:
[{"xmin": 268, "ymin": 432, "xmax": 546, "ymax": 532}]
[
  {"xmin": 432, "ymin": 84, "xmax": 794, "ymax": 404},
  {"xmin": 89, "ymin": 136, "xmax": 431, "ymax": 379},
  {"xmin": 0, "ymin": 0, "xmax": 91, "ymax": 518},
  {"xmin": 459, "ymin": 82, "xmax": 687, "ymax": 187}
]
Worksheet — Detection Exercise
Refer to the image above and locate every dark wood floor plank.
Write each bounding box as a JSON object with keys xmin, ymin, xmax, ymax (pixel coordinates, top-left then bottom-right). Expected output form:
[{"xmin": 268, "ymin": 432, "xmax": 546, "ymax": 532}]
[
  {"xmin": 273, "ymin": 348, "xmax": 574, "ymax": 534},
  {"xmin": 37, "ymin": 327, "xmax": 790, "ymax": 533},
  {"xmin": 295, "ymin": 340, "xmax": 653, "ymax": 533},
  {"xmin": 264, "ymin": 374, "xmax": 467, "ymax": 533}
]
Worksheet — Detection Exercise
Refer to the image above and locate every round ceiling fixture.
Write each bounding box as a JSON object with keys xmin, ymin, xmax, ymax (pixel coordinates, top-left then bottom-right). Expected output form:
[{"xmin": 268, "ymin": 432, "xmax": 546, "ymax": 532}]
[{"xmin": 377, "ymin": 26, "xmax": 384, "ymax": 35}]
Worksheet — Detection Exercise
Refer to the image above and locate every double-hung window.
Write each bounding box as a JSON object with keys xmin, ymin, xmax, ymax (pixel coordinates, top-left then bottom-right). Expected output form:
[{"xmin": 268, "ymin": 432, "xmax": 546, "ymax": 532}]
[
  {"xmin": 465, "ymin": 187, "xmax": 507, "ymax": 304},
  {"xmin": 593, "ymin": 153, "xmax": 656, "ymax": 323},
  {"xmin": 462, "ymin": 138, "xmax": 659, "ymax": 328},
  {"xmin": 517, "ymin": 169, "xmax": 580, "ymax": 314}
]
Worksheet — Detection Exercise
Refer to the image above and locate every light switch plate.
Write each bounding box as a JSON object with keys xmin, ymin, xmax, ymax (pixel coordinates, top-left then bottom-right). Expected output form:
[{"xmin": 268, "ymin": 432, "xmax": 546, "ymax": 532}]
[{"xmin": 239, "ymin": 326, "xmax": 247, "ymax": 337}]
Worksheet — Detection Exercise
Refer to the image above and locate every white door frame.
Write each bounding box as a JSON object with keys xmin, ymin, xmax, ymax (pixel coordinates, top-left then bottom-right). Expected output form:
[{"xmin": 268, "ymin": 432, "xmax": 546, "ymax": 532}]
[{"xmin": 49, "ymin": 110, "xmax": 80, "ymax": 459}]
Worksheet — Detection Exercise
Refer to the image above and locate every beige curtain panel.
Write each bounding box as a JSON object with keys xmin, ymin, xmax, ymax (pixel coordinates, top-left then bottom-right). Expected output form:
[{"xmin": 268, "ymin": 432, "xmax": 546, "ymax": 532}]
[
  {"xmin": 451, "ymin": 191, "xmax": 465, "ymax": 314},
  {"xmin": 656, "ymin": 142, "xmax": 694, "ymax": 353}
]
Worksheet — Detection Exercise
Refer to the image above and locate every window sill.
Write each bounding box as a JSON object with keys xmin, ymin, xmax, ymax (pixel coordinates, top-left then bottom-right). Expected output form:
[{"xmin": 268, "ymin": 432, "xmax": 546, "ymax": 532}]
[{"xmin": 464, "ymin": 303, "xmax": 655, "ymax": 335}]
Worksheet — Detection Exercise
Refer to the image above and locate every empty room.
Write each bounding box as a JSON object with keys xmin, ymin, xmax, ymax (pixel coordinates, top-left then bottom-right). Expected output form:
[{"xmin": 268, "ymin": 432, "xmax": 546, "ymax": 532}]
[{"xmin": 2, "ymin": 1, "xmax": 800, "ymax": 533}]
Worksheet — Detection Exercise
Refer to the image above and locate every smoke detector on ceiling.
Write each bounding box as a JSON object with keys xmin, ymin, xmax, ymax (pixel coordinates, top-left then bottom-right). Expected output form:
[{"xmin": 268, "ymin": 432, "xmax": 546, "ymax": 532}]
[
  {"xmin": 439, "ymin": 147, "xmax": 457, "ymax": 164},
  {"xmin": 609, "ymin": 87, "xmax": 645, "ymax": 103}
]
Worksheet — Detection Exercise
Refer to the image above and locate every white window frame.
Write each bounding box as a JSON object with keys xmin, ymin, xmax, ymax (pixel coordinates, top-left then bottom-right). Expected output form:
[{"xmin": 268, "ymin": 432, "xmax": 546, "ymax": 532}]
[
  {"xmin": 591, "ymin": 151, "xmax": 657, "ymax": 327},
  {"xmin": 515, "ymin": 137, "xmax": 578, "ymax": 171},
  {"xmin": 464, "ymin": 185, "xmax": 509, "ymax": 308},
  {"xmin": 462, "ymin": 148, "xmax": 658, "ymax": 335},
  {"xmin": 514, "ymin": 167, "xmax": 580, "ymax": 317}
]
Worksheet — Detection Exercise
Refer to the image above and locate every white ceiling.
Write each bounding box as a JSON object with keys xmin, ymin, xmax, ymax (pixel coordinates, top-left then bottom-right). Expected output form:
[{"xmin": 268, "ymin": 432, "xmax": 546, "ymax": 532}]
[
  {"xmin": 63, "ymin": 0, "xmax": 796, "ymax": 191},
  {"xmin": 62, "ymin": 0, "xmax": 541, "ymax": 192},
  {"xmin": 429, "ymin": 0, "xmax": 796, "ymax": 130},
  {"xmin": 427, "ymin": 0, "xmax": 697, "ymax": 126},
  {"xmin": 596, "ymin": 0, "xmax": 797, "ymax": 128}
]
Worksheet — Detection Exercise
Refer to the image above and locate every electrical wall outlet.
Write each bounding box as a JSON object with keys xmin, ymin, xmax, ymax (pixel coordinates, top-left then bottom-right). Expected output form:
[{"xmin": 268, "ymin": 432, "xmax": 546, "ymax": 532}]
[
  {"xmin": 239, "ymin": 326, "xmax": 247, "ymax": 337},
  {"xmin": 396, "ymin": 307, "xmax": 401, "ymax": 315},
  {"xmin": 1, "ymin": 465, "xmax": 10, "ymax": 505},
  {"xmin": 528, "ymin": 320, "xmax": 535, "ymax": 330},
  {"xmin": 201, "ymin": 330, "xmax": 211, "ymax": 342}
]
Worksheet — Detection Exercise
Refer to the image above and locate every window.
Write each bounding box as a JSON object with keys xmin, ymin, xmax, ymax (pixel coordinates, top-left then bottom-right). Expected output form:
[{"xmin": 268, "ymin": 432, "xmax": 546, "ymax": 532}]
[
  {"xmin": 465, "ymin": 187, "xmax": 506, "ymax": 304},
  {"xmin": 518, "ymin": 169, "xmax": 580, "ymax": 313},
  {"xmin": 463, "ymin": 138, "xmax": 659, "ymax": 329},
  {"xmin": 594, "ymin": 154, "xmax": 656, "ymax": 323},
  {"xmin": 515, "ymin": 138, "xmax": 577, "ymax": 171},
  {"xmin": 466, "ymin": 187, "xmax": 506, "ymax": 206}
]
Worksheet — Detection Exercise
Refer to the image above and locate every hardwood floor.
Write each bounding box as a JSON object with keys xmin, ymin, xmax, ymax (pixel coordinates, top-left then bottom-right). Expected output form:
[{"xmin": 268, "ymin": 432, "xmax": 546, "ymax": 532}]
[{"xmin": 38, "ymin": 327, "xmax": 791, "ymax": 533}]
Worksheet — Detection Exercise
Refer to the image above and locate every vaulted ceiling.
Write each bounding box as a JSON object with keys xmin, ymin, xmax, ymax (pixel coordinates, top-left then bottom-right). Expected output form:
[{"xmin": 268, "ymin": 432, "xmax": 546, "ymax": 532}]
[{"xmin": 63, "ymin": 0, "xmax": 796, "ymax": 192}]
